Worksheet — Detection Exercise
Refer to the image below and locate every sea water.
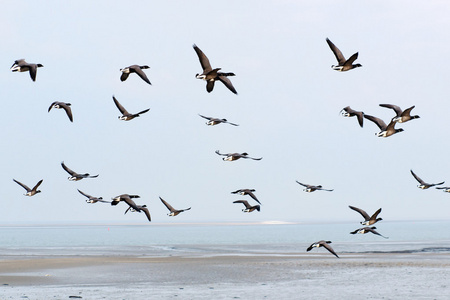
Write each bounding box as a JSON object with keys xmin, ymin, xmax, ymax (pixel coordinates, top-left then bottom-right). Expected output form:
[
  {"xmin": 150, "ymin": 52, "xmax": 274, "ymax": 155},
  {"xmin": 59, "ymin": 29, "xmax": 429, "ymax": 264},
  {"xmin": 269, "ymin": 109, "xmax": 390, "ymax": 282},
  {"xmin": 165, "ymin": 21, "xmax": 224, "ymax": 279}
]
[{"xmin": 0, "ymin": 220, "xmax": 449, "ymax": 257}]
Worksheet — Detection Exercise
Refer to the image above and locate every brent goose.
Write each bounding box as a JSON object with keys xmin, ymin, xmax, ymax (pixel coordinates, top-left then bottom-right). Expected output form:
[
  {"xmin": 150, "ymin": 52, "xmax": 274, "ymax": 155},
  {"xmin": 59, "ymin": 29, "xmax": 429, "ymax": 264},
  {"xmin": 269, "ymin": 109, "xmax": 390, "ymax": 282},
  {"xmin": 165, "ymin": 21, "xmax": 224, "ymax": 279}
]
[
  {"xmin": 340, "ymin": 106, "xmax": 364, "ymax": 127},
  {"xmin": 410, "ymin": 169, "xmax": 444, "ymax": 189},
  {"xmin": 350, "ymin": 226, "xmax": 388, "ymax": 239},
  {"xmin": 124, "ymin": 204, "xmax": 151, "ymax": 222},
  {"xmin": 215, "ymin": 150, "xmax": 262, "ymax": 161},
  {"xmin": 296, "ymin": 181, "xmax": 333, "ymax": 192},
  {"xmin": 159, "ymin": 197, "xmax": 191, "ymax": 216},
  {"xmin": 120, "ymin": 65, "xmax": 151, "ymax": 85},
  {"xmin": 231, "ymin": 189, "xmax": 260, "ymax": 204},
  {"xmin": 349, "ymin": 206, "xmax": 382, "ymax": 225},
  {"xmin": 10, "ymin": 59, "xmax": 43, "ymax": 81},
  {"xmin": 306, "ymin": 240, "xmax": 339, "ymax": 258},
  {"xmin": 233, "ymin": 200, "xmax": 260, "ymax": 212},
  {"xmin": 193, "ymin": 44, "xmax": 237, "ymax": 94},
  {"xmin": 61, "ymin": 161, "xmax": 98, "ymax": 181},
  {"xmin": 111, "ymin": 194, "xmax": 141, "ymax": 209},
  {"xmin": 198, "ymin": 114, "xmax": 239, "ymax": 126},
  {"xmin": 326, "ymin": 38, "xmax": 362, "ymax": 72},
  {"xmin": 379, "ymin": 104, "xmax": 420, "ymax": 123},
  {"xmin": 436, "ymin": 186, "xmax": 450, "ymax": 192},
  {"xmin": 77, "ymin": 189, "xmax": 110, "ymax": 204},
  {"xmin": 113, "ymin": 96, "xmax": 150, "ymax": 121},
  {"xmin": 364, "ymin": 114, "xmax": 404, "ymax": 137},
  {"xmin": 48, "ymin": 101, "xmax": 73, "ymax": 122},
  {"xmin": 13, "ymin": 179, "xmax": 43, "ymax": 196}
]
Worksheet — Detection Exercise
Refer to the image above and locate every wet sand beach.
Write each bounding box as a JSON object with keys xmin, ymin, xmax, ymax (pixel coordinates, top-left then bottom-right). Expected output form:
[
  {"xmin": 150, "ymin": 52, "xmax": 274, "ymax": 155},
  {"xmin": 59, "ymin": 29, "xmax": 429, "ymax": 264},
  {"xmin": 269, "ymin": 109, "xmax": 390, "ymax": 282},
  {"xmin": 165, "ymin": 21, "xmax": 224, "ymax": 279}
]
[{"xmin": 1, "ymin": 252, "xmax": 449, "ymax": 299}]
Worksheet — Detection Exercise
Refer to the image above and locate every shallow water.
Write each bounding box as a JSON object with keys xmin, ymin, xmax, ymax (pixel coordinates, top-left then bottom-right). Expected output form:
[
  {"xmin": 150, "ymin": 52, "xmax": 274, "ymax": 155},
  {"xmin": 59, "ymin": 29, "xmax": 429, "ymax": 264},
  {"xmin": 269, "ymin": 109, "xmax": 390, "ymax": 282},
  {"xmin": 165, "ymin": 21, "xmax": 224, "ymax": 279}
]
[{"xmin": 0, "ymin": 220, "xmax": 449, "ymax": 257}]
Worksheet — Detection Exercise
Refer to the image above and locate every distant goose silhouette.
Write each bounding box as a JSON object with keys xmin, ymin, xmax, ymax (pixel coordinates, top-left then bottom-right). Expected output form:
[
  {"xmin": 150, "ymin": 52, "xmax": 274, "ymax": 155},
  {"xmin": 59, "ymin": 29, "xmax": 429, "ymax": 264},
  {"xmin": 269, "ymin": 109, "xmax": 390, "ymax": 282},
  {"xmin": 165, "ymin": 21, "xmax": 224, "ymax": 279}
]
[
  {"xmin": 77, "ymin": 189, "xmax": 110, "ymax": 204},
  {"xmin": 436, "ymin": 186, "xmax": 450, "ymax": 193},
  {"xmin": 124, "ymin": 204, "xmax": 151, "ymax": 222},
  {"xmin": 159, "ymin": 197, "xmax": 191, "ymax": 216},
  {"xmin": 350, "ymin": 226, "xmax": 388, "ymax": 239},
  {"xmin": 379, "ymin": 104, "xmax": 420, "ymax": 123},
  {"xmin": 13, "ymin": 179, "xmax": 43, "ymax": 196},
  {"xmin": 364, "ymin": 114, "xmax": 404, "ymax": 137},
  {"xmin": 193, "ymin": 44, "xmax": 237, "ymax": 94},
  {"xmin": 61, "ymin": 161, "xmax": 98, "ymax": 181},
  {"xmin": 340, "ymin": 106, "xmax": 364, "ymax": 127},
  {"xmin": 296, "ymin": 181, "xmax": 333, "ymax": 192},
  {"xmin": 306, "ymin": 240, "xmax": 339, "ymax": 258},
  {"xmin": 410, "ymin": 169, "xmax": 444, "ymax": 189},
  {"xmin": 215, "ymin": 150, "xmax": 262, "ymax": 161},
  {"xmin": 48, "ymin": 101, "xmax": 73, "ymax": 122},
  {"xmin": 349, "ymin": 206, "xmax": 382, "ymax": 225},
  {"xmin": 198, "ymin": 114, "xmax": 238, "ymax": 126},
  {"xmin": 231, "ymin": 189, "xmax": 260, "ymax": 204},
  {"xmin": 120, "ymin": 65, "xmax": 151, "ymax": 85},
  {"xmin": 326, "ymin": 38, "xmax": 362, "ymax": 72},
  {"xmin": 233, "ymin": 200, "xmax": 260, "ymax": 212},
  {"xmin": 10, "ymin": 59, "xmax": 43, "ymax": 81},
  {"xmin": 113, "ymin": 96, "xmax": 150, "ymax": 121}
]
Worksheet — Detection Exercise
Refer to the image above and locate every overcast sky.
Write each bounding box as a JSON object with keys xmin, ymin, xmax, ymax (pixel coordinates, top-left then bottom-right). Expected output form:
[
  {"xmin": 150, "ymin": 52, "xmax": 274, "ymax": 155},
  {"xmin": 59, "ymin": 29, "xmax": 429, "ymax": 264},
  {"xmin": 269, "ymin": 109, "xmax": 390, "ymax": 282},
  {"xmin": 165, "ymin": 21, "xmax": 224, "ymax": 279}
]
[{"xmin": 1, "ymin": 0, "xmax": 450, "ymax": 225}]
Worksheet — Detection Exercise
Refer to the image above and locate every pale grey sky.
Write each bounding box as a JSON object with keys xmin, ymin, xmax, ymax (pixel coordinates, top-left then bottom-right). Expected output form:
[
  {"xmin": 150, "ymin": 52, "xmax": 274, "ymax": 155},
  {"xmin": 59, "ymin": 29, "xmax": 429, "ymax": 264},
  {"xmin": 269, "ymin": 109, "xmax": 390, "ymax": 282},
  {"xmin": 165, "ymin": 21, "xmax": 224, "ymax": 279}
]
[{"xmin": 1, "ymin": 0, "xmax": 450, "ymax": 224}]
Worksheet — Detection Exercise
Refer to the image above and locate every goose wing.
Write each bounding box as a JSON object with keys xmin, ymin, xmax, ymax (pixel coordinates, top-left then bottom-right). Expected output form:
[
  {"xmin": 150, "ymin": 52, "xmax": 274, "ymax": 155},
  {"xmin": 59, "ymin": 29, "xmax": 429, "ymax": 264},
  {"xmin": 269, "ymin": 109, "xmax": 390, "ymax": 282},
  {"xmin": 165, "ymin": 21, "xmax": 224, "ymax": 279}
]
[
  {"xmin": 215, "ymin": 150, "xmax": 227, "ymax": 156},
  {"xmin": 13, "ymin": 179, "xmax": 31, "ymax": 192},
  {"xmin": 29, "ymin": 64, "xmax": 38, "ymax": 81},
  {"xmin": 48, "ymin": 101, "xmax": 57, "ymax": 112},
  {"xmin": 364, "ymin": 115, "xmax": 387, "ymax": 130},
  {"xmin": 233, "ymin": 200, "xmax": 251, "ymax": 209},
  {"xmin": 371, "ymin": 208, "xmax": 382, "ymax": 220},
  {"xmin": 401, "ymin": 105, "xmax": 416, "ymax": 117},
  {"xmin": 198, "ymin": 114, "xmax": 212, "ymax": 121},
  {"xmin": 295, "ymin": 181, "xmax": 309, "ymax": 188},
  {"xmin": 246, "ymin": 191, "xmax": 261, "ymax": 204},
  {"xmin": 326, "ymin": 38, "xmax": 346, "ymax": 65},
  {"xmin": 410, "ymin": 170, "xmax": 426, "ymax": 185},
  {"xmin": 134, "ymin": 66, "xmax": 151, "ymax": 85},
  {"xmin": 61, "ymin": 161, "xmax": 77, "ymax": 176},
  {"xmin": 379, "ymin": 104, "xmax": 403, "ymax": 117},
  {"xmin": 31, "ymin": 179, "xmax": 43, "ymax": 191},
  {"xmin": 60, "ymin": 103, "xmax": 73, "ymax": 122},
  {"xmin": 218, "ymin": 75, "xmax": 238, "ymax": 94},
  {"xmin": 140, "ymin": 206, "xmax": 152, "ymax": 222},
  {"xmin": 349, "ymin": 205, "xmax": 370, "ymax": 221},
  {"xmin": 113, "ymin": 96, "xmax": 129, "ymax": 115},
  {"xmin": 193, "ymin": 44, "xmax": 212, "ymax": 72},
  {"xmin": 159, "ymin": 197, "xmax": 176, "ymax": 212},
  {"xmin": 321, "ymin": 242, "xmax": 339, "ymax": 258}
]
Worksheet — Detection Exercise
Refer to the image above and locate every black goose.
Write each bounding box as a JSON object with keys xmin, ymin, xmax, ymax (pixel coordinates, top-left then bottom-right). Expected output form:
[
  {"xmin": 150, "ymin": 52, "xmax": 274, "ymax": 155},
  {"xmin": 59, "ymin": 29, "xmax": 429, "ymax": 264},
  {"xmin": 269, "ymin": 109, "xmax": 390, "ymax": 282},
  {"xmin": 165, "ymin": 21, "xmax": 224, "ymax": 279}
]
[
  {"xmin": 326, "ymin": 38, "xmax": 362, "ymax": 72},
  {"xmin": 215, "ymin": 150, "xmax": 262, "ymax": 161},
  {"xmin": 48, "ymin": 101, "xmax": 73, "ymax": 122},
  {"xmin": 379, "ymin": 104, "xmax": 420, "ymax": 123},
  {"xmin": 296, "ymin": 181, "xmax": 333, "ymax": 192},
  {"xmin": 364, "ymin": 114, "xmax": 404, "ymax": 137},
  {"xmin": 120, "ymin": 65, "xmax": 151, "ymax": 85},
  {"xmin": 159, "ymin": 197, "xmax": 191, "ymax": 216},
  {"xmin": 340, "ymin": 106, "xmax": 364, "ymax": 127},
  {"xmin": 349, "ymin": 206, "xmax": 382, "ymax": 225},
  {"xmin": 13, "ymin": 179, "xmax": 43, "ymax": 196},
  {"xmin": 61, "ymin": 161, "xmax": 98, "ymax": 181},
  {"xmin": 306, "ymin": 240, "xmax": 339, "ymax": 258},
  {"xmin": 233, "ymin": 200, "xmax": 260, "ymax": 213},
  {"xmin": 113, "ymin": 96, "xmax": 150, "ymax": 121},
  {"xmin": 410, "ymin": 169, "xmax": 444, "ymax": 189},
  {"xmin": 350, "ymin": 226, "xmax": 388, "ymax": 239},
  {"xmin": 10, "ymin": 59, "xmax": 43, "ymax": 81}
]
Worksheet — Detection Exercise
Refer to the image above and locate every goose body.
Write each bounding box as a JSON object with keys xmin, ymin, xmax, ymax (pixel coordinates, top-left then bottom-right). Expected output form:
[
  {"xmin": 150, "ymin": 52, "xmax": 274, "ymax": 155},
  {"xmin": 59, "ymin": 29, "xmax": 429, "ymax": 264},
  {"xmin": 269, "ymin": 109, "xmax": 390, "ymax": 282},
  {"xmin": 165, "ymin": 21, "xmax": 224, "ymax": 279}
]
[
  {"xmin": 350, "ymin": 226, "xmax": 389, "ymax": 239},
  {"xmin": 233, "ymin": 200, "xmax": 260, "ymax": 213},
  {"xmin": 10, "ymin": 59, "xmax": 43, "ymax": 81},
  {"xmin": 193, "ymin": 44, "xmax": 237, "ymax": 94},
  {"xmin": 113, "ymin": 96, "xmax": 150, "ymax": 121},
  {"xmin": 306, "ymin": 240, "xmax": 339, "ymax": 258},
  {"xmin": 349, "ymin": 205, "xmax": 382, "ymax": 225},
  {"xmin": 364, "ymin": 114, "xmax": 404, "ymax": 137},
  {"xmin": 159, "ymin": 197, "xmax": 191, "ymax": 216},
  {"xmin": 77, "ymin": 189, "xmax": 109, "ymax": 204},
  {"xmin": 61, "ymin": 161, "xmax": 98, "ymax": 181},
  {"xmin": 340, "ymin": 106, "xmax": 364, "ymax": 127},
  {"xmin": 326, "ymin": 38, "xmax": 362, "ymax": 72},
  {"xmin": 48, "ymin": 101, "xmax": 73, "ymax": 122},
  {"xmin": 215, "ymin": 150, "xmax": 262, "ymax": 161},
  {"xmin": 120, "ymin": 65, "xmax": 151, "ymax": 85},
  {"xmin": 13, "ymin": 179, "xmax": 43, "ymax": 196}
]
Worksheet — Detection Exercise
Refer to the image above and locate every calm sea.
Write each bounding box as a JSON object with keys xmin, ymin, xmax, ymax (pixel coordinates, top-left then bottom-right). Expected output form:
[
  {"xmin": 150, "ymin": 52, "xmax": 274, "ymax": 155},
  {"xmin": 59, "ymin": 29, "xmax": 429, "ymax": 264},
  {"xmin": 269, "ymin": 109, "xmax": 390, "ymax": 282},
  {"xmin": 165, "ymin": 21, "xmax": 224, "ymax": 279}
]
[{"xmin": 0, "ymin": 220, "xmax": 449, "ymax": 257}]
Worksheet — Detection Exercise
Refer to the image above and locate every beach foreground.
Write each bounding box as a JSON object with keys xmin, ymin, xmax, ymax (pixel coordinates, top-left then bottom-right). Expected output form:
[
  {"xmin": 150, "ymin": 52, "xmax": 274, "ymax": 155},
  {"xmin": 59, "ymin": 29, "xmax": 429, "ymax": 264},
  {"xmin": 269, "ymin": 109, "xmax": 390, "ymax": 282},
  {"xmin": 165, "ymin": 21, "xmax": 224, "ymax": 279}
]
[{"xmin": 1, "ymin": 252, "xmax": 449, "ymax": 299}]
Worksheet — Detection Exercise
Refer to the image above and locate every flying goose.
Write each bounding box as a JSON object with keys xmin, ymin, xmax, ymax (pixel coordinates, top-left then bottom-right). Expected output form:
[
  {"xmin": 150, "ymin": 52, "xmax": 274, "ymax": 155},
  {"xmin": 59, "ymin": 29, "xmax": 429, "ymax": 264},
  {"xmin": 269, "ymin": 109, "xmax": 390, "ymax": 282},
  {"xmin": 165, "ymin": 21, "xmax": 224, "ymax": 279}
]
[
  {"xmin": 124, "ymin": 204, "xmax": 151, "ymax": 222},
  {"xmin": 379, "ymin": 104, "xmax": 420, "ymax": 123},
  {"xmin": 111, "ymin": 194, "xmax": 141, "ymax": 209},
  {"xmin": 48, "ymin": 101, "xmax": 73, "ymax": 122},
  {"xmin": 233, "ymin": 200, "xmax": 260, "ymax": 213},
  {"xmin": 10, "ymin": 59, "xmax": 43, "ymax": 81},
  {"xmin": 61, "ymin": 161, "xmax": 98, "ymax": 181},
  {"xmin": 120, "ymin": 65, "xmax": 151, "ymax": 85},
  {"xmin": 77, "ymin": 189, "xmax": 109, "ymax": 204},
  {"xmin": 364, "ymin": 114, "xmax": 404, "ymax": 137},
  {"xmin": 198, "ymin": 114, "xmax": 239, "ymax": 126},
  {"xmin": 296, "ymin": 181, "xmax": 333, "ymax": 192},
  {"xmin": 113, "ymin": 96, "xmax": 150, "ymax": 121},
  {"xmin": 326, "ymin": 38, "xmax": 362, "ymax": 72},
  {"xmin": 13, "ymin": 179, "xmax": 43, "ymax": 196},
  {"xmin": 193, "ymin": 44, "xmax": 237, "ymax": 94},
  {"xmin": 159, "ymin": 197, "xmax": 191, "ymax": 216},
  {"xmin": 215, "ymin": 150, "xmax": 262, "ymax": 161},
  {"xmin": 306, "ymin": 240, "xmax": 339, "ymax": 258},
  {"xmin": 410, "ymin": 169, "xmax": 444, "ymax": 189},
  {"xmin": 231, "ymin": 189, "xmax": 260, "ymax": 204},
  {"xmin": 340, "ymin": 106, "xmax": 364, "ymax": 127},
  {"xmin": 349, "ymin": 206, "xmax": 382, "ymax": 225},
  {"xmin": 436, "ymin": 186, "xmax": 450, "ymax": 193},
  {"xmin": 350, "ymin": 226, "xmax": 389, "ymax": 239}
]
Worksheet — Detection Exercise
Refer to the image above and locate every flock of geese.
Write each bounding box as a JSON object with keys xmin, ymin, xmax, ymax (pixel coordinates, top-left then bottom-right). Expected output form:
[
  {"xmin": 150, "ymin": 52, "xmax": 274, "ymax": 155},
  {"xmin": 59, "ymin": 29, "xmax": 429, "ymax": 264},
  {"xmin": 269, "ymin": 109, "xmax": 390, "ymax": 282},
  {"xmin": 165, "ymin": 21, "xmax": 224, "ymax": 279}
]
[{"xmin": 9, "ymin": 39, "xmax": 444, "ymax": 258}]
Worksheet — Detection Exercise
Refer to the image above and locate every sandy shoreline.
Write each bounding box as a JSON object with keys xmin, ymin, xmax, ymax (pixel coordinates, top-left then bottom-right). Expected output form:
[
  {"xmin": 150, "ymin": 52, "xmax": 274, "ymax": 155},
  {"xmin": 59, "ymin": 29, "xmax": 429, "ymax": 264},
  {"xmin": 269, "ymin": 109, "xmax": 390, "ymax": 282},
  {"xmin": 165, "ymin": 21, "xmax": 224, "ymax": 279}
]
[{"xmin": 1, "ymin": 253, "xmax": 449, "ymax": 299}]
